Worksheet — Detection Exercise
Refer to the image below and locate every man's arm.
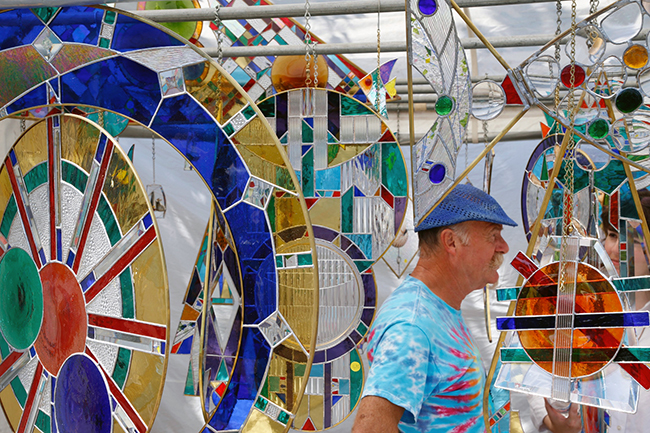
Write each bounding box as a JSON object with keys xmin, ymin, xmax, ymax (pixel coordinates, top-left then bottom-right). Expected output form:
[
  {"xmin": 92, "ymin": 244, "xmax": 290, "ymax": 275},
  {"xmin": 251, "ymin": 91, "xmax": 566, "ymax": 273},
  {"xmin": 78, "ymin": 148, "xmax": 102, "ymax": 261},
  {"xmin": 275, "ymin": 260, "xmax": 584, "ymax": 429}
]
[
  {"xmin": 352, "ymin": 396, "xmax": 405, "ymax": 433},
  {"xmin": 542, "ymin": 398, "xmax": 582, "ymax": 433}
]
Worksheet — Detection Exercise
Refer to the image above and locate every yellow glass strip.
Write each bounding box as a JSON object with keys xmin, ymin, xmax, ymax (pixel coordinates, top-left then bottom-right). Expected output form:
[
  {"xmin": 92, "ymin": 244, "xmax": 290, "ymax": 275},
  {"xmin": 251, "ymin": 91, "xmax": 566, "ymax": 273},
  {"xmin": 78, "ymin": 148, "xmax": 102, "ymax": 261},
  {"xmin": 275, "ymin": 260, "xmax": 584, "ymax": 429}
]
[
  {"xmin": 309, "ymin": 394, "xmax": 324, "ymax": 430},
  {"xmin": 278, "ymin": 268, "xmax": 316, "ymax": 349},
  {"xmin": 0, "ymin": 168, "xmax": 12, "ymax": 215},
  {"xmin": 0, "ymin": 386, "xmax": 21, "ymax": 430},
  {"xmin": 123, "ymin": 351, "xmax": 165, "ymax": 426},
  {"xmin": 241, "ymin": 408, "xmax": 286, "ymax": 433},
  {"xmin": 309, "ymin": 198, "xmax": 341, "ymax": 232},
  {"xmin": 102, "ymin": 145, "xmax": 148, "ymax": 235},
  {"xmin": 14, "ymin": 121, "xmax": 48, "ymax": 176},
  {"xmin": 61, "ymin": 115, "xmax": 101, "ymax": 175},
  {"xmin": 132, "ymin": 238, "xmax": 167, "ymax": 324}
]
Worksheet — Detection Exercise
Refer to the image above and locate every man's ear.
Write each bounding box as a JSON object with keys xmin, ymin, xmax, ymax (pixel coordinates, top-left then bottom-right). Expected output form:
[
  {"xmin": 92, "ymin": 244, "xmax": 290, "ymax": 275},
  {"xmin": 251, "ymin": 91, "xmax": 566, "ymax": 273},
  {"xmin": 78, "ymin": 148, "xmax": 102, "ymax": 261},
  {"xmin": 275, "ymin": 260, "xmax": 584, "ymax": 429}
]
[{"xmin": 439, "ymin": 228, "xmax": 457, "ymax": 254}]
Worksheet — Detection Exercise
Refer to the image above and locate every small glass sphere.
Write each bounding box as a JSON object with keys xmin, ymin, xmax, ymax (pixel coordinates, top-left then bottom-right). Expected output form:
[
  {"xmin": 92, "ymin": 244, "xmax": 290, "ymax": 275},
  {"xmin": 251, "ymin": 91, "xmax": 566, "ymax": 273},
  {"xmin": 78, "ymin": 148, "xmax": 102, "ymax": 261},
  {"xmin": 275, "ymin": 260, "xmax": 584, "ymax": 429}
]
[
  {"xmin": 587, "ymin": 118, "xmax": 610, "ymax": 139},
  {"xmin": 435, "ymin": 95, "xmax": 454, "ymax": 116},
  {"xmin": 560, "ymin": 64, "xmax": 586, "ymax": 88},
  {"xmin": 615, "ymin": 88, "xmax": 644, "ymax": 114},
  {"xmin": 623, "ymin": 44, "xmax": 648, "ymax": 69},
  {"xmin": 271, "ymin": 55, "xmax": 329, "ymax": 92},
  {"xmin": 418, "ymin": 0, "xmax": 437, "ymax": 15},
  {"xmin": 429, "ymin": 164, "xmax": 446, "ymax": 184}
]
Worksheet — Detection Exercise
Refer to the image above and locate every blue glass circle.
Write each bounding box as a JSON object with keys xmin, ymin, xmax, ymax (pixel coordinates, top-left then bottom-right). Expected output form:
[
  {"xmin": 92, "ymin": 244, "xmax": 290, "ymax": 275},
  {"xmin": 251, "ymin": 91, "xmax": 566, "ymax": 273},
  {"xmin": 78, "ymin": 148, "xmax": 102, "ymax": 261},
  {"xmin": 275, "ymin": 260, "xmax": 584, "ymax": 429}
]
[
  {"xmin": 418, "ymin": 0, "xmax": 438, "ymax": 16},
  {"xmin": 429, "ymin": 163, "xmax": 446, "ymax": 184},
  {"xmin": 55, "ymin": 354, "xmax": 112, "ymax": 433}
]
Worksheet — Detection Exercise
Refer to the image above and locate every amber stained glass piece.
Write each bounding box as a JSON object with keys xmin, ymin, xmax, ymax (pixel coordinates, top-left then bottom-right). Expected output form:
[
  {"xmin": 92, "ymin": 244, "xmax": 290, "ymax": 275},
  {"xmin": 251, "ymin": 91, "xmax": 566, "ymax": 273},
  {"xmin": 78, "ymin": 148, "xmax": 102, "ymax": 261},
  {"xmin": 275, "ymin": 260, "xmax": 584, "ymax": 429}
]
[{"xmin": 623, "ymin": 44, "xmax": 648, "ymax": 69}]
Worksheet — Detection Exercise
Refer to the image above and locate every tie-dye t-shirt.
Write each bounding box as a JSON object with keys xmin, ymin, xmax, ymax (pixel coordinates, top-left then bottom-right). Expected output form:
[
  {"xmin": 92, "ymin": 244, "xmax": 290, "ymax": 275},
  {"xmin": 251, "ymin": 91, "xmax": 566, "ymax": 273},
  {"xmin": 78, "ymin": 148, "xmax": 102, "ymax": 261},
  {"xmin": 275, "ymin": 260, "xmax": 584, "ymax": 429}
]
[{"xmin": 362, "ymin": 276, "xmax": 486, "ymax": 433}]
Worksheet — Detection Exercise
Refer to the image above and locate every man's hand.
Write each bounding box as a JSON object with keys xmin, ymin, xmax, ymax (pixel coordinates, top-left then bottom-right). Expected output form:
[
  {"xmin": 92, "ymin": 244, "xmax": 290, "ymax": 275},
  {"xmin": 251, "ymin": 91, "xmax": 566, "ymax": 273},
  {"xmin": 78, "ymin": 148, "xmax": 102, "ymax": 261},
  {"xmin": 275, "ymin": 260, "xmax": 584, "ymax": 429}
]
[
  {"xmin": 352, "ymin": 396, "xmax": 405, "ymax": 433},
  {"xmin": 542, "ymin": 398, "xmax": 582, "ymax": 433}
]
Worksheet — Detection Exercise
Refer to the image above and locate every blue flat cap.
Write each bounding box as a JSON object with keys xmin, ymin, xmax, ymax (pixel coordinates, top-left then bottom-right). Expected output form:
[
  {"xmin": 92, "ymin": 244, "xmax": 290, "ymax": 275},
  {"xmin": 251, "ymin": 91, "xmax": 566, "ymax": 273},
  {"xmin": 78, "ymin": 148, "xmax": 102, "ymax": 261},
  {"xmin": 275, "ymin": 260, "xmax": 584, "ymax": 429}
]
[{"xmin": 415, "ymin": 183, "xmax": 517, "ymax": 232}]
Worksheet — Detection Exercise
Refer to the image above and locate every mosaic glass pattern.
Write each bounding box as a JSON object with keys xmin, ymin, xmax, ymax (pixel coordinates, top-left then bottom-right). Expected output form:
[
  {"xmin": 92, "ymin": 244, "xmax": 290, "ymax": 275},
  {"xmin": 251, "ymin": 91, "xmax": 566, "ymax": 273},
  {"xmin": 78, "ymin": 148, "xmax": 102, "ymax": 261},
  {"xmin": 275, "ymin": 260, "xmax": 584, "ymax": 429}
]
[
  {"xmin": 0, "ymin": 6, "xmax": 317, "ymax": 433},
  {"xmin": 0, "ymin": 114, "xmax": 169, "ymax": 433},
  {"xmin": 212, "ymin": 0, "xmax": 398, "ymax": 105},
  {"xmin": 407, "ymin": 0, "xmax": 471, "ymax": 226}
]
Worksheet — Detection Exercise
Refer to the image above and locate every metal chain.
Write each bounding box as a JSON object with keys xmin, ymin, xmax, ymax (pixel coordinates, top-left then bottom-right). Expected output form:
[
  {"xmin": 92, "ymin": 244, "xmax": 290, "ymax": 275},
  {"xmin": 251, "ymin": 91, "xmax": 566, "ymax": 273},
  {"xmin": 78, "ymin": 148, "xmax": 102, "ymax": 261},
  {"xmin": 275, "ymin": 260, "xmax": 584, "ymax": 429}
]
[
  {"xmin": 20, "ymin": 118, "xmax": 25, "ymax": 133},
  {"xmin": 589, "ymin": 0, "xmax": 599, "ymax": 15},
  {"xmin": 304, "ymin": 0, "xmax": 313, "ymax": 88},
  {"xmin": 374, "ymin": 0, "xmax": 382, "ymax": 112},
  {"xmin": 152, "ymin": 135, "xmax": 156, "ymax": 184},
  {"xmin": 553, "ymin": 0, "xmax": 562, "ymax": 142}
]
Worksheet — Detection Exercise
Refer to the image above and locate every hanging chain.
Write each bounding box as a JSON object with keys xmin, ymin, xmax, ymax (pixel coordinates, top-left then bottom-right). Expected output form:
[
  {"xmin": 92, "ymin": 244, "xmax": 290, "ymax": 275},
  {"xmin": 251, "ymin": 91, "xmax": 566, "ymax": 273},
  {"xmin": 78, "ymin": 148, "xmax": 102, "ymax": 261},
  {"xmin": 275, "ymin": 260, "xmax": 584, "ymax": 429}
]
[
  {"xmin": 374, "ymin": 0, "xmax": 382, "ymax": 112},
  {"xmin": 152, "ymin": 135, "xmax": 156, "ymax": 184},
  {"xmin": 20, "ymin": 117, "xmax": 25, "ymax": 133},
  {"xmin": 304, "ymin": 0, "xmax": 313, "ymax": 88},
  {"xmin": 553, "ymin": 0, "xmax": 562, "ymax": 144},
  {"xmin": 589, "ymin": 0, "xmax": 599, "ymax": 15},
  {"xmin": 215, "ymin": 4, "xmax": 224, "ymax": 122}
]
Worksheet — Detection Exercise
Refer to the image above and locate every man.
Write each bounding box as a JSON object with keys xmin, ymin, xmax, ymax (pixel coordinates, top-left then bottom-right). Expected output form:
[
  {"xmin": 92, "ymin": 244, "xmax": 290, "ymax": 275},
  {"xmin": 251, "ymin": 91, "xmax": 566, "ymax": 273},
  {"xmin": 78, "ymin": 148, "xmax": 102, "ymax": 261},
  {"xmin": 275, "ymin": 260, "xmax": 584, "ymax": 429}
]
[{"xmin": 352, "ymin": 183, "xmax": 517, "ymax": 433}]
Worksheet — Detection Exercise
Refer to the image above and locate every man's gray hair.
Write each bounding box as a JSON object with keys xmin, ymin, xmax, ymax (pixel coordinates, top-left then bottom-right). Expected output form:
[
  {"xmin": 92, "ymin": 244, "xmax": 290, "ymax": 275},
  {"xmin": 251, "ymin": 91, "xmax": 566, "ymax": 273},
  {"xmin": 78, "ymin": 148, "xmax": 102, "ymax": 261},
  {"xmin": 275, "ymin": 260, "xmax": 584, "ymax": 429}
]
[{"xmin": 418, "ymin": 221, "xmax": 471, "ymax": 256}]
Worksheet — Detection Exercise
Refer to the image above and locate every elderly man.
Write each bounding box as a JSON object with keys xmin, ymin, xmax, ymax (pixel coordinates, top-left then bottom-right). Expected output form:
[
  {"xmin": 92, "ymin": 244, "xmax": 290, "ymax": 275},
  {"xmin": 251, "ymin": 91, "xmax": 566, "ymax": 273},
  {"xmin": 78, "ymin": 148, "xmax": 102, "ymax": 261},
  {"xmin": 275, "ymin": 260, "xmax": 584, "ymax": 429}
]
[{"xmin": 352, "ymin": 183, "xmax": 517, "ymax": 433}]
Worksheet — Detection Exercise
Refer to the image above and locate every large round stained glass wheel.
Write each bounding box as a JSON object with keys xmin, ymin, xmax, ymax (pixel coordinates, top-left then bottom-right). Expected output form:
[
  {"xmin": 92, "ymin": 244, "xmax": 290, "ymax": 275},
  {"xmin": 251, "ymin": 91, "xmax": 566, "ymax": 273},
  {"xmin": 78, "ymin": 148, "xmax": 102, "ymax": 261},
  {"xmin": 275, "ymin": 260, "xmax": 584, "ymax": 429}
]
[{"xmin": 0, "ymin": 114, "xmax": 169, "ymax": 433}]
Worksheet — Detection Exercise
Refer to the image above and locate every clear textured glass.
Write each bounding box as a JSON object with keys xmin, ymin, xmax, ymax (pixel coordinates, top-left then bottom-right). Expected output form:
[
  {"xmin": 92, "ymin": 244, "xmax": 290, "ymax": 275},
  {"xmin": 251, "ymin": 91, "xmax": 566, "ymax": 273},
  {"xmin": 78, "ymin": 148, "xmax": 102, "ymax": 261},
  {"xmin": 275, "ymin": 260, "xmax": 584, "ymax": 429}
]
[
  {"xmin": 258, "ymin": 312, "xmax": 292, "ymax": 347},
  {"xmin": 85, "ymin": 339, "xmax": 118, "ymax": 377},
  {"xmin": 353, "ymin": 143, "xmax": 380, "ymax": 196},
  {"xmin": 340, "ymin": 117, "xmax": 354, "ymax": 143},
  {"xmin": 525, "ymin": 56, "xmax": 559, "ymax": 98},
  {"xmin": 33, "ymin": 27, "xmax": 63, "ymax": 61},
  {"xmin": 314, "ymin": 117, "xmax": 328, "ymax": 170},
  {"xmin": 86, "ymin": 278, "xmax": 123, "ymax": 317},
  {"xmin": 0, "ymin": 351, "xmax": 30, "ymax": 392},
  {"xmin": 89, "ymin": 326, "xmax": 161, "ymax": 354},
  {"xmin": 288, "ymin": 116, "xmax": 302, "ymax": 170},
  {"xmin": 242, "ymin": 176, "xmax": 273, "ymax": 209},
  {"xmin": 576, "ymin": 140, "xmax": 610, "ymax": 171},
  {"xmin": 611, "ymin": 116, "xmax": 650, "ymax": 153},
  {"xmin": 600, "ymin": 2, "xmax": 643, "ymax": 44},
  {"xmin": 471, "ymin": 79, "xmax": 506, "ymax": 120},
  {"xmin": 638, "ymin": 67, "xmax": 650, "ymax": 97},
  {"xmin": 587, "ymin": 56, "xmax": 626, "ymax": 99},
  {"xmin": 77, "ymin": 213, "xmax": 111, "ymax": 281},
  {"xmin": 159, "ymin": 68, "xmax": 185, "ymax": 98},
  {"xmin": 29, "ymin": 184, "xmax": 51, "ymax": 263},
  {"xmin": 353, "ymin": 197, "xmax": 373, "ymax": 234},
  {"xmin": 124, "ymin": 47, "xmax": 205, "ymax": 72}
]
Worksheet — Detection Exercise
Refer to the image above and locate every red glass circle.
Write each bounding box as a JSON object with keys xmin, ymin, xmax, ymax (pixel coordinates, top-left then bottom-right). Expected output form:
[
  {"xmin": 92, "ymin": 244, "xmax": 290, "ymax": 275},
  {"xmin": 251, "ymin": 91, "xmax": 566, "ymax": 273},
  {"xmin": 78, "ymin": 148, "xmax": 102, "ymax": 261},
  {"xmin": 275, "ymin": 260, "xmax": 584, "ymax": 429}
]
[
  {"xmin": 560, "ymin": 64, "xmax": 586, "ymax": 88},
  {"xmin": 34, "ymin": 263, "xmax": 87, "ymax": 376}
]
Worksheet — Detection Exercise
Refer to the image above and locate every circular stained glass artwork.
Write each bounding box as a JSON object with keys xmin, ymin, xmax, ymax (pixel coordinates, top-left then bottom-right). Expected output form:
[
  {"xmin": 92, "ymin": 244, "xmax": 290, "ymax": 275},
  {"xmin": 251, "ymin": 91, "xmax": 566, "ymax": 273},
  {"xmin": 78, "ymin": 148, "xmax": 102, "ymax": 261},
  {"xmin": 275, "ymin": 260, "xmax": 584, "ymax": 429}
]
[
  {"xmin": 418, "ymin": 0, "xmax": 437, "ymax": 16},
  {"xmin": 0, "ymin": 114, "xmax": 169, "ymax": 433},
  {"xmin": 560, "ymin": 64, "xmax": 586, "ymax": 88},
  {"xmin": 600, "ymin": 1, "xmax": 643, "ymax": 45},
  {"xmin": 429, "ymin": 163, "xmax": 446, "ymax": 184},
  {"xmin": 586, "ymin": 55, "xmax": 627, "ymax": 99},
  {"xmin": 471, "ymin": 80, "xmax": 505, "ymax": 120},
  {"xmin": 435, "ymin": 95, "xmax": 454, "ymax": 116},
  {"xmin": 611, "ymin": 115, "xmax": 650, "ymax": 153},
  {"xmin": 525, "ymin": 56, "xmax": 559, "ymax": 98},
  {"xmin": 516, "ymin": 262, "xmax": 624, "ymax": 378},
  {"xmin": 623, "ymin": 44, "xmax": 648, "ymax": 69},
  {"xmin": 615, "ymin": 87, "xmax": 644, "ymax": 114},
  {"xmin": 587, "ymin": 118, "xmax": 610, "ymax": 140},
  {"xmin": 572, "ymin": 24, "xmax": 606, "ymax": 66}
]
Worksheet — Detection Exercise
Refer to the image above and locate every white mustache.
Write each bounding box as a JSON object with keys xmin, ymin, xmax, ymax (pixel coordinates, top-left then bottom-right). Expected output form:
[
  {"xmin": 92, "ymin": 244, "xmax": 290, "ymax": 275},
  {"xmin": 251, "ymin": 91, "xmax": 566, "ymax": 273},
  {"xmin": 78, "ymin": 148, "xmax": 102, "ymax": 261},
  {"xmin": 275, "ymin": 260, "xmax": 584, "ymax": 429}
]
[{"xmin": 489, "ymin": 253, "xmax": 504, "ymax": 270}]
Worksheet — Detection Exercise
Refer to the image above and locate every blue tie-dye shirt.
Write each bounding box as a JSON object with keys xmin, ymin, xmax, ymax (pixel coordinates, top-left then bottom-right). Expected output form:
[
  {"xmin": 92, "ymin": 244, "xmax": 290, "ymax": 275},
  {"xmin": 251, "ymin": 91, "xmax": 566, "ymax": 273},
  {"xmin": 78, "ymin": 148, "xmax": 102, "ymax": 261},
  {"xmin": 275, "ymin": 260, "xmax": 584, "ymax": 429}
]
[{"xmin": 362, "ymin": 276, "xmax": 487, "ymax": 433}]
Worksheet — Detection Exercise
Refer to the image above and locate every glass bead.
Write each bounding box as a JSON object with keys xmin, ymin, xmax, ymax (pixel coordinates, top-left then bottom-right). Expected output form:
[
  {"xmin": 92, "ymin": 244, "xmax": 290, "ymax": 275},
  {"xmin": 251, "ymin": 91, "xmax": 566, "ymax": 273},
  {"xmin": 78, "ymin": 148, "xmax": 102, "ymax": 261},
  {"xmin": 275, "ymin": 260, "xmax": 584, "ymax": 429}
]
[
  {"xmin": 623, "ymin": 44, "xmax": 648, "ymax": 69},
  {"xmin": 615, "ymin": 88, "xmax": 643, "ymax": 114},
  {"xmin": 587, "ymin": 118, "xmax": 610, "ymax": 140},
  {"xmin": 560, "ymin": 64, "xmax": 586, "ymax": 88},
  {"xmin": 434, "ymin": 95, "xmax": 454, "ymax": 116}
]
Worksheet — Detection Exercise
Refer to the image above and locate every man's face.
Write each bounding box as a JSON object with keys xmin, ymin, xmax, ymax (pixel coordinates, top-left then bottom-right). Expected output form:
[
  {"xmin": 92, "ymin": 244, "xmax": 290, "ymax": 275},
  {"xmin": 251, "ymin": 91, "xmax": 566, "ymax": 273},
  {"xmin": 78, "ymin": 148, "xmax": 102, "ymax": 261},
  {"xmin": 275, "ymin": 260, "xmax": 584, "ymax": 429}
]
[{"xmin": 457, "ymin": 221, "xmax": 509, "ymax": 289}]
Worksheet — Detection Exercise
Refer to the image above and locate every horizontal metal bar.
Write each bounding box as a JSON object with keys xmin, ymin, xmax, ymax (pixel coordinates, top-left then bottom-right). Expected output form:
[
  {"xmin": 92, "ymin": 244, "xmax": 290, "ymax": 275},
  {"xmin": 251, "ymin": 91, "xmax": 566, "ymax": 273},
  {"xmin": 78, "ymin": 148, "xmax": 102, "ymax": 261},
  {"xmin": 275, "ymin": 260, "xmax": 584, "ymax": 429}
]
[
  {"xmin": 133, "ymin": 0, "xmax": 560, "ymax": 22},
  {"xmin": 210, "ymin": 34, "xmax": 561, "ymax": 57}
]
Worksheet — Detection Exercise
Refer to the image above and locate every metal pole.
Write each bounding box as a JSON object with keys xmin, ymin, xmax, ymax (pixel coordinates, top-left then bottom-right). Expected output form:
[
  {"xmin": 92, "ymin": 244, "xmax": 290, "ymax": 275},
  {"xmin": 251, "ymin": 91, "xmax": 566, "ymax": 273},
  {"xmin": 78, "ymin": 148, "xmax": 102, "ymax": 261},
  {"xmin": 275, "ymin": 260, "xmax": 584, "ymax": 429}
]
[{"xmin": 133, "ymin": 0, "xmax": 562, "ymax": 22}]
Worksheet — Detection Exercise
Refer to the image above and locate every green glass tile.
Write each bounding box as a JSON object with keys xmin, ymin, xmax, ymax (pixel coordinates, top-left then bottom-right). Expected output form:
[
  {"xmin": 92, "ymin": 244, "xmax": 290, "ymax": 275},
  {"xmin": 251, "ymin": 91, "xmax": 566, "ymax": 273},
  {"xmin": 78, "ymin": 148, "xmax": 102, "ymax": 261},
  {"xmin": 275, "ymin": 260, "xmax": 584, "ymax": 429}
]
[
  {"xmin": 621, "ymin": 251, "xmax": 627, "ymax": 261},
  {"xmin": 268, "ymin": 195, "xmax": 276, "ymax": 231},
  {"xmin": 253, "ymin": 35, "xmax": 264, "ymax": 45},
  {"xmin": 341, "ymin": 96, "xmax": 372, "ymax": 116},
  {"xmin": 0, "ymin": 333, "xmax": 9, "ymax": 358},
  {"xmin": 614, "ymin": 347, "xmax": 650, "ymax": 362},
  {"xmin": 223, "ymin": 123, "xmax": 235, "ymax": 136},
  {"xmin": 99, "ymin": 37, "xmax": 110, "ymax": 49},
  {"xmin": 382, "ymin": 142, "xmax": 407, "ymax": 197},
  {"xmin": 274, "ymin": 35, "xmax": 288, "ymax": 45},
  {"xmin": 302, "ymin": 147, "xmax": 314, "ymax": 197},
  {"xmin": 349, "ymin": 349, "xmax": 362, "ymax": 409},
  {"xmin": 32, "ymin": 7, "xmax": 59, "ymax": 24},
  {"xmin": 280, "ymin": 133, "xmax": 288, "ymax": 144},
  {"xmin": 327, "ymin": 144, "xmax": 340, "ymax": 164},
  {"xmin": 594, "ymin": 159, "xmax": 627, "ymax": 194},
  {"xmin": 276, "ymin": 256, "xmax": 283, "ymax": 268},
  {"xmin": 217, "ymin": 360, "xmax": 229, "ymax": 381},
  {"xmin": 496, "ymin": 287, "xmax": 520, "ymax": 301},
  {"xmin": 119, "ymin": 269, "xmax": 134, "ymax": 319},
  {"xmin": 242, "ymin": 105, "xmax": 256, "ymax": 120},
  {"xmin": 224, "ymin": 27, "xmax": 236, "ymax": 42},
  {"xmin": 276, "ymin": 166, "xmax": 294, "ymax": 191},
  {"xmin": 112, "ymin": 348, "xmax": 132, "ymax": 389},
  {"xmin": 255, "ymin": 396, "xmax": 268, "ymax": 411},
  {"xmin": 588, "ymin": 118, "xmax": 609, "ymax": 140},
  {"xmin": 540, "ymin": 156, "xmax": 549, "ymax": 181},
  {"xmin": 302, "ymin": 120, "xmax": 313, "ymax": 143},
  {"xmin": 354, "ymin": 260, "xmax": 373, "ymax": 273},
  {"xmin": 500, "ymin": 348, "xmax": 531, "ymax": 362},
  {"xmin": 35, "ymin": 410, "xmax": 51, "ymax": 433},
  {"xmin": 127, "ymin": 144, "xmax": 135, "ymax": 162},
  {"xmin": 328, "ymin": 131, "xmax": 338, "ymax": 144},
  {"xmin": 269, "ymin": 376, "xmax": 281, "ymax": 392},
  {"xmin": 11, "ymin": 377, "xmax": 27, "ymax": 406},
  {"xmin": 277, "ymin": 411, "xmax": 290, "ymax": 424},
  {"xmin": 612, "ymin": 276, "xmax": 650, "ymax": 292},
  {"xmin": 62, "ymin": 160, "xmax": 88, "ymax": 193},
  {"xmin": 260, "ymin": 374, "xmax": 269, "ymax": 398},
  {"xmin": 258, "ymin": 97, "xmax": 275, "ymax": 117},
  {"xmin": 104, "ymin": 10, "xmax": 116, "ymax": 24},
  {"xmin": 294, "ymin": 363, "xmax": 306, "ymax": 377},
  {"xmin": 297, "ymin": 253, "xmax": 312, "ymax": 266},
  {"xmin": 356, "ymin": 321, "xmax": 368, "ymax": 336},
  {"xmin": 342, "ymin": 188, "xmax": 353, "ymax": 233},
  {"xmin": 98, "ymin": 195, "xmax": 121, "ymax": 246},
  {"xmin": 0, "ymin": 195, "xmax": 17, "ymax": 239},
  {"xmin": 24, "ymin": 163, "xmax": 47, "ymax": 193},
  {"xmin": 184, "ymin": 361, "xmax": 196, "ymax": 395}
]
